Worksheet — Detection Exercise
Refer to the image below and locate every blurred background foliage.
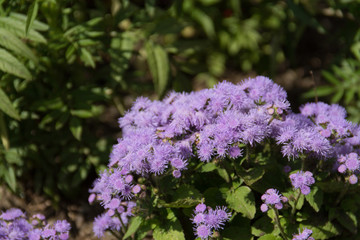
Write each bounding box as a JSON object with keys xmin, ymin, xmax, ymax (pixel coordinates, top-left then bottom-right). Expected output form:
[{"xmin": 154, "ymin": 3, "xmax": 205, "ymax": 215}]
[{"xmin": 0, "ymin": 0, "xmax": 359, "ymax": 204}]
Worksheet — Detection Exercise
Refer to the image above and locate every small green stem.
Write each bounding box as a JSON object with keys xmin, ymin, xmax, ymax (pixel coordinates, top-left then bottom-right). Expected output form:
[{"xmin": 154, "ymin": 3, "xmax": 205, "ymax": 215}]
[
  {"xmin": 109, "ymin": 229, "xmax": 123, "ymax": 239},
  {"xmin": 0, "ymin": 113, "xmax": 9, "ymax": 150},
  {"xmin": 335, "ymin": 183, "xmax": 349, "ymax": 206},
  {"xmin": 291, "ymin": 189, "xmax": 302, "ymax": 219},
  {"xmin": 272, "ymin": 207, "xmax": 288, "ymax": 240},
  {"xmin": 119, "ymin": 214, "xmax": 128, "ymax": 235}
]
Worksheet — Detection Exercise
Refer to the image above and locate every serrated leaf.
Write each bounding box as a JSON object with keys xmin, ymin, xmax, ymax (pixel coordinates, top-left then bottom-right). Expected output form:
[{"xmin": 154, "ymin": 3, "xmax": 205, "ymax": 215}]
[
  {"xmin": 226, "ymin": 186, "xmax": 256, "ymax": 219},
  {"xmin": 0, "ymin": 17, "xmax": 46, "ymax": 43},
  {"xmin": 80, "ymin": 48, "xmax": 95, "ymax": 68},
  {"xmin": 0, "ymin": 28, "xmax": 37, "ymax": 62},
  {"xmin": 69, "ymin": 117, "xmax": 82, "ymax": 140},
  {"xmin": 123, "ymin": 216, "xmax": 143, "ymax": 239},
  {"xmin": 25, "ymin": 0, "xmax": 39, "ymax": 35},
  {"xmin": 305, "ymin": 186, "xmax": 323, "ymax": 212},
  {"xmin": 0, "ymin": 48, "xmax": 32, "ymax": 80},
  {"xmin": 0, "ymin": 88, "xmax": 20, "ymax": 120}
]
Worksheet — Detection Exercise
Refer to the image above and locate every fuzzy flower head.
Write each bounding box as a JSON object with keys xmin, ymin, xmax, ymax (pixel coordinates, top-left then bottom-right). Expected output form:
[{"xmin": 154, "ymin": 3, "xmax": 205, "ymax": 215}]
[
  {"xmin": 289, "ymin": 171, "xmax": 315, "ymax": 195},
  {"xmin": 292, "ymin": 228, "xmax": 314, "ymax": 240},
  {"xmin": 260, "ymin": 188, "xmax": 287, "ymax": 212},
  {"xmin": 191, "ymin": 203, "xmax": 230, "ymax": 239},
  {"xmin": 337, "ymin": 153, "xmax": 360, "ymax": 184}
]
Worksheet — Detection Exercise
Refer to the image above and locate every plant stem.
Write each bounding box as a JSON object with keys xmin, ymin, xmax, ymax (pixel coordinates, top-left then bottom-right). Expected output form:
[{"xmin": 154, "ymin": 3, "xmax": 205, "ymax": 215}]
[
  {"xmin": 272, "ymin": 207, "xmax": 288, "ymax": 240},
  {"xmin": 0, "ymin": 113, "xmax": 9, "ymax": 150},
  {"xmin": 291, "ymin": 189, "xmax": 302, "ymax": 219},
  {"xmin": 119, "ymin": 214, "xmax": 128, "ymax": 235},
  {"xmin": 110, "ymin": 229, "xmax": 123, "ymax": 240},
  {"xmin": 335, "ymin": 183, "xmax": 349, "ymax": 206}
]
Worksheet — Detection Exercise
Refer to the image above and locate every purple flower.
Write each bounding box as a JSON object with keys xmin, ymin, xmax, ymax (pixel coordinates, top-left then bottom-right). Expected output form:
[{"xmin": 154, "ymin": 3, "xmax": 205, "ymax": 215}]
[
  {"xmin": 191, "ymin": 203, "xmax": 230, "ymax": 239},
  {"xmin": 261, "ymin": 188, "xmax": 287, "ymax": 211},
  {"xmin": 289, "ymin": 171, "xmax": 315, "ymax": 195},
  {"xmin": 54, "ymin": 220, "xmax": 71, "ymax": 233},
  {"xmin": 196, "ymin": 224, "xmax": 211, "ymax": 239},
  {"xmin": 0, "ymin": 208, "xmax": 24, "ymax": 221},
  {"xmin": 292, "ymin": 228, "xmax": 314, "ymax": 240}
]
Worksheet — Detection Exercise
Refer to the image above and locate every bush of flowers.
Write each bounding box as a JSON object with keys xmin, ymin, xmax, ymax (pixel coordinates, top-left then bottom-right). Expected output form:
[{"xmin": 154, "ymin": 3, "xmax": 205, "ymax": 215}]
[
  {"xmin": 0, "ymin": 208, "xmax": 70, "ymax": 239},
  {"xmin": 89, "ymin": 76, "xmax": 360, "ymax": 240}
]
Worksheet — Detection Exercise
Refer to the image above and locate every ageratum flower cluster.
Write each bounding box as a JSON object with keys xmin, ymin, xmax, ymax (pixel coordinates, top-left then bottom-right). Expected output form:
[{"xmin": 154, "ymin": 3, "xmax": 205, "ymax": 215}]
[
  {"xmin": 90, "ymin": 76, "xmax": 360, "ymax": 237},
  {"xmin": 0, "ymin": 208, "xmax": 70, "ymax": 239},
  {"xmin": 292, "ymin": 228, "xmax": 314, "ymax": 240},
  {"xmin": 260, "ymin": 188, "xmax": 288, "ymax": 212},
  {"xmin": 289, "ymin": 171, "xmax": 315, "ymax": 195},
  {"xmin": 191, "ymin": 203, "xmax": 231, "ymax": 239}
]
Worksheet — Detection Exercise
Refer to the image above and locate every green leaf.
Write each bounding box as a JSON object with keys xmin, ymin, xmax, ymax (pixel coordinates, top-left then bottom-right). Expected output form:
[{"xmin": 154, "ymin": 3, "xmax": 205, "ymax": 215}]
[
  {"xmin": 190, "ymin": 8, "xmax": 215, "ymax": 38},
  {"xmin": 0, "ymin": 48, "xmax": 32, "ymax": 80},
  {"xmin": 303, "ymin": 86, "xmax": 334, "ymax": 99},
  {"xmin": 217, "ymin": 168, "xmax": 230, "ymax": 183},
  {"xmin": 226, "ymin": 186, "xmax": 256, "ymax": 219},
  {"xmin": 146, "ymin": 41, "xmax": 169, "ymax": 97},
  {"xmin": 287, "ymin": 0, "xmax": 325, "ymax": 34},
  {"xmin": 25, "ymin": 0, "xmax": 39, "ymax": 35},
  {"xmin": 69, "ymin": 117, "xmax": 82, "ymax": 140},
  {"xmin": 80, "ymin": 48, "xmax": 95, "ymax": 68},
  {"xmin": 322, "ymin": 70, "xmax": 340, "ymax": 85},
  {"xmin": 4, "ymin": 166, "xmax": 16, "ymax": 192},
  {"xmin": 337, "ymin": 211, "xmax": 357, "ymax": 234},
  {"xmin": 153, "ymin": 209, "xmax": 185, "ymax": 240},
  {"xmin": 222, "ymin": 225, "xmax": 252, "ymax": 240},
  {"xmin": 200, "ymin": 162, "xmax": 217, "ymax": 172},
  {"xmin": 0, "ymin": 28, "xmax": 37, "ymax": 63},
  {"xmin": 305, "ymin": 186, "xmax": 323, "ymax": 212},
  {"xmin": 0, "ymin": 17, "xmax": 46, "ymax": 43},
  {"xmin": 158, "ymin": 185, "xmax": 202, "ymax": 208},
  {"xmin": 300, "ymin": 221, "xmax": 340, "ymax": 239},
  {"xmin": 258, "ymin": 234, "xmax": 282, "ymax": 240},
  {"xmin": 0, "ymin": 87, "xmax": 20, "ymax": 120},
  {"xmin": 123, "ymin": 216, "xmax": 143, "ymax": 239},
  {"xmin": 5, "ymin": 148, "xmax": 22, "ymax": 165},
  {"xmin": 10, "ymin": 13, "xmax": 49, "ymax": 31},
  {"xmin": 251, "ymin": 216, "xmax": 273, "ymax": 237}
]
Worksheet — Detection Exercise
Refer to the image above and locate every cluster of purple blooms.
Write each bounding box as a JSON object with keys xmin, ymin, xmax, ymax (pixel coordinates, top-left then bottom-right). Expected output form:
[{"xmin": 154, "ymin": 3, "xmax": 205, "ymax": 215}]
[
  {"xmin": 0, "ymin": 208, "xmax": 70, "ymax": 240},
  {"xmin": 337, "ymin": 152, "xmax": 360, "ymax": 184},
  {"xmin": 292, "ymin": 228, "xmax": 314, "ymax": 240},
  {"xmin": 191, "ymin": 202, "xmax": 231, "ymax": 239},
  {"xmin": 260, "ymin": 189, "xmax": 288, "ymax": 212},
  {"xmin": 89, "ymin": 76, "xmax": 360, "ymax": 237},
  {"xmin": 289, "ymin": 171, "xmax": 315, "ymax": 195}
]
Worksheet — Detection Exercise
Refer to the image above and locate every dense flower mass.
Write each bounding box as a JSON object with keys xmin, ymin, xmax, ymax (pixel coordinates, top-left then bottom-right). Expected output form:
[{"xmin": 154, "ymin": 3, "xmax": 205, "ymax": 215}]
[
  {"xmin": 89, "ymin": 76, "xmax": 360, "ymax": 237},
  {"xmin": 0, "ymin": 208, "xmax": 70, "ymax": 239},
  {"xmin": 260, "ymin": 188, "xmax": 288, "ymax": 212},
  {"xmin": 191, "ymin": 203, "xmax": 231, "ymax": 239},
  {"xmin": 289, "ymin": 171, "xmax": 315, "ymax": 195},
  {"xmin": 292, "ymin": 228, "xmax": 314, "ymax": 240},
  {"xmin": 337, "ymin": 152, "xmax": 360, "ymax": 184}
]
